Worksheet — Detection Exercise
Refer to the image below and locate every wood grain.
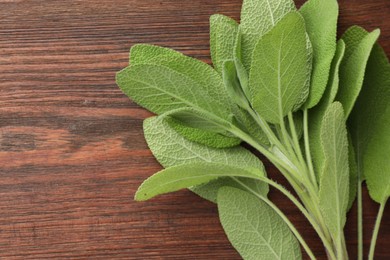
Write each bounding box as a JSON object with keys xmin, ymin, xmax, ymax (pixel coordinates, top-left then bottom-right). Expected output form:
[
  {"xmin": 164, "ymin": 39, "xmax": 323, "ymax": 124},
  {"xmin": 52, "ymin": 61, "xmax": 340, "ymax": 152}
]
[{"xmin": 0, "ymin": 0, "xmax": 389, "ymax": 259}]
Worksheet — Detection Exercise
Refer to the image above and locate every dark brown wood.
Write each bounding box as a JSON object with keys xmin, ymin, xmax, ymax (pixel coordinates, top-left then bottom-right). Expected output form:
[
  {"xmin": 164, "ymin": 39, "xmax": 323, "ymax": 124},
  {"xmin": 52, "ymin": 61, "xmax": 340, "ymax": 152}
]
[{"xmin": 0, "ymin": 0, "xmax": 389, "ymax": 259}]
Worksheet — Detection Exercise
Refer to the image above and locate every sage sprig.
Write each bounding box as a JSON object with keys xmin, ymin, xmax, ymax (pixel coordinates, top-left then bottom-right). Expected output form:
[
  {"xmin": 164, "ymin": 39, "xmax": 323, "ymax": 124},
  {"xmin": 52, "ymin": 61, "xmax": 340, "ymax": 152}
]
[{"xmin": 116, "ymin": 0, "xmax": 389, "ymax": 259}]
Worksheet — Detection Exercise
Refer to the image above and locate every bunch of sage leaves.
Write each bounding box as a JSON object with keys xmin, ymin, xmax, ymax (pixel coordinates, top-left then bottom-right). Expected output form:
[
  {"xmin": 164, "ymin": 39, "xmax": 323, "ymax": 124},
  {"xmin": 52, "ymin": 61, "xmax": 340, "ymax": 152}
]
[{"xmin": 116, "ymin": 0, "xmax": 389, "ymax": 259}]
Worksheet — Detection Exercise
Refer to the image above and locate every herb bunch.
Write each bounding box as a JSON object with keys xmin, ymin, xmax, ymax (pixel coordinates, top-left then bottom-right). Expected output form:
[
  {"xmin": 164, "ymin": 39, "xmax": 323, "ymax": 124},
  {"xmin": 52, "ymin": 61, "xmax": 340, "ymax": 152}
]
[{"xmin": 116, "ymin": 0, "xmax": 389, "ymax": 259}]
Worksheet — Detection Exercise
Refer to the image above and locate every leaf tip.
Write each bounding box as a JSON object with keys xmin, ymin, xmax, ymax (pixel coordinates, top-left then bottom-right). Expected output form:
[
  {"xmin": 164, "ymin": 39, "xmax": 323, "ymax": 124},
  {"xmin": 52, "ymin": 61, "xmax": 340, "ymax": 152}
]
[
  {"xmin": 134, "ymin": 189, "xmax": 148, "ymax": 202},
  {"xmin": 372, "ymin": 28, "xmax": 381, "ymax": 37}
]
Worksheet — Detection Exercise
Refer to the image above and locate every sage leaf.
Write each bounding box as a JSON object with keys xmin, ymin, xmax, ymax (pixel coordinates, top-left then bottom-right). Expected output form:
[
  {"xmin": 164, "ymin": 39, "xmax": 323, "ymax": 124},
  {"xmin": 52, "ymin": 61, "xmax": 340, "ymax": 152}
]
[
  {"xmin": 299, "ymin": 0, "xmax": 338, "ymax": 108},
  {"xmin": 223, "ymin": 60, "xmax": 251, "ymax": 110},
  {"xmin": 319, "ymin": 102, "xmax": 349, "ymax": 244},
  {"xmin": 127, "ymin": 44, "xmax": 240, "ymax": 148},
  {"xmin": 225, "ymin": 29, "xmax": 269, "ymax": 145},
  {"xmin": 233, "ymin": 28, "xmax": 251, "ymax": 100},
  {"xmin": 191, "ymin": 177, "xmax": 268, "ymax": 203},
  {"xmin": 168, "ymin": 118, "xmax": 241, "ymax": 148},
  {"xmin": 143, "ymin": 116, "xmax": 268, "ymax": 202},
  {"xmin": 129, "ymin": 44, "xmax": 229, "ymax": 106},
  {"xmin": 341, "ymin": 26, "xmax": 369, "ymax": 60},
  {"xmin": 309, "ymin": 40, "xmax": 345, "ymax": 179},
  {"xmin": 135, "ymin": 162, "xmax": 264, "ymax": 201},
  {"xmin": 336, "ymin": 26, "xmax": 380, "ymax": 117},
  {"xmin": 249, "ymin": 12, "xmax": 310, "ymax": 124},
  {"xmin": 217, "ymin": 187, "xmax": 302, "ymax": 260},
  {"xmin": 210, "ymin": 14, "xmax": 239, "ymax": 73},
  {"xmin": 349, "ymin": 43, "xmax": 390, "ymax": 203},
  {"xmin": 295, "ymin": 34, "xmax": 312, "ymax": 110},
  {"xmin": 116, "ymin": 64, "xmax": 229, "ymax": 120},
  {"xmin": 144, "ymin": 116, "xmax": 262, "ymax": 168},
  {"xmin": 239, "ymin": 0, "xmax": 295, "ymax": 69},
  {"xmin": 363, "ymin": 108, "xmax": 390, "ymax": 203},
  {"xmin": 162, "ymin": 107, "xmax": 232, "ymax": 134}
]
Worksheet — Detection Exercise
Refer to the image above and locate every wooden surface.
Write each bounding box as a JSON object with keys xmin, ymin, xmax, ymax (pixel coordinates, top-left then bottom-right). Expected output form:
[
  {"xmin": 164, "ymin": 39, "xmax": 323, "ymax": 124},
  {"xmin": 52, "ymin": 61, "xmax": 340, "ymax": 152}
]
[{"xmin": 0, "ymin": 0, "xmax": 389, "ymax": 259}]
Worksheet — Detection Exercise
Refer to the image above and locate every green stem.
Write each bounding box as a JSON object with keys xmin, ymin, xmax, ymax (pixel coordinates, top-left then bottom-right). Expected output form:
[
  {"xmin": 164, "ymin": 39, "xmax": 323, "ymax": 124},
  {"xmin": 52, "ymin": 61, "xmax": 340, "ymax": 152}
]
[
  {"xmin": 232, "ymin": 177, "xmax": 316, "ymax": 260},
  {"xmin": 340, "ymin": 234, "xmax": 348, "ymax": 259},
  {"xmin": 279, "ymin": 112, "xmax": 299, "ymax": 165},
  {"xmin": 246, "ymin": 110, "xmax": 308, "ymax": 188},
  {"xmin": 358, "ymin": 180, "xmax": 363, "ymax": 260},
  {"xmin": 303, "ymin": 109, "xmax": 317, "ymax": 187},
  {"xmin": 275, "ymin": 162, "xmax": 334, "ymax": 253},
  {"xmin": 247, "ymin": 109, "xmax": 286, "ymax": 153},
  {"xmin": 287, "ymin": 112, "xmax": 307, "ymax": 171},
  {"xmin": 368, "ymin": 198, "xmax": 388, "ymax": 260},
  {"xmin": 230, "ymin": 125, "xmax": 297, "ymax": 175},
  {"xmin": 335, "ymin": 231, "xmax": 348, "ymax": 260},
  {"xmin": 287, "ymin": 112, "xmax": 318, "ymax": 197}
]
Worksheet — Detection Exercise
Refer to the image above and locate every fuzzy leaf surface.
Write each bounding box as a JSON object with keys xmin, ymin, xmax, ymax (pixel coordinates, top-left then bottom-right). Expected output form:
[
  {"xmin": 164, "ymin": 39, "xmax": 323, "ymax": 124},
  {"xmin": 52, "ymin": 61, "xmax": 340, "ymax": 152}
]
[
  {"xmin": 319, "ymin": 102, "xmax": 349, "ymax": 240},
  {"xmin": 300, "ymin": 0, "xmax": 338, "ymax": 108},
  {"xmin": 249, "ymin": 12, "xmax": 309, "ymax": 124},
  {"xmin": 163, "ymin": 107, "xmax": 232, "ymax": 134},
  {"xmin": 127, "ymin": 44, "xmax": 239, "ymax": 148},
  {"xmin": 336, "ymin": 26, "xmax": 380, "ymax": 117},
  {"xmin": 191, "ymin": 177, "xmax": 267, "ymax": 203},
  {"xmin": 233, "ymin": 29, "xmax": 254, "ymax": 102},
  {"xmin": 223, "ymin": 60, "xmax": 251, "ymax": 110},
  {"xmin": 363, "ymin": 109, "xmax": 390, "ymax": 203},
  {"xmin": 294, "ymin": 34, "xmax": 312, "ymax": 110},
  {"xmin": 168, "ymin": 118, "xmax": 241, "ymax": 148},
  {"xmin": 218, "ymin": 187, "xmax": 302, "ymax": 260},
  {"xmin": 309, "ymin": 40, "xmax": 345, "ymax": 179},
  {"xmin": 116, "ymin": 64, "xmax": 229, "ymax": 120},
  {"xmin": 349, "ymin": 43, "xmax": 390, "ymax": 203},
  {"xmin": 129, "ymin": 44, "xmax": 229, "ymax": 106},
  {"xmin": 135, "ymin": 163, "xmax": 263, "ymax": 201},
  {"xmin": 143, "ymin": 117, "xmax": 268, "ymax": 202},
  {"xmin": 210, "ymin": 15, "xmax": 239, "ymax": 73},
  {"xmin": 240, "ymin": 0, "xmax": 295, "ymax": 69}
]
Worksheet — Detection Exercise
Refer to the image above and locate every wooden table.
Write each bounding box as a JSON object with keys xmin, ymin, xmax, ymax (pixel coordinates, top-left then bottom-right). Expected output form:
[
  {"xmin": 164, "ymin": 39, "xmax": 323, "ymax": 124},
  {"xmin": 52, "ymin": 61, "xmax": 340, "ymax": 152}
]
[{"xmin": 1, "ymin": 0, "xmax": 389, "ymax": 259}]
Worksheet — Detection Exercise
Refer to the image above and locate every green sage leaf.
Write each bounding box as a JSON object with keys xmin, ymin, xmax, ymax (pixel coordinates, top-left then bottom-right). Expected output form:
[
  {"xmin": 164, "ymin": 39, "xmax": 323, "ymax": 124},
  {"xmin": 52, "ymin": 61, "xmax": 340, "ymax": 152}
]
[
  {"xmin": 135, "ymin": 162, "xmax": 263, "ymax": 201},
  {"xmin": 129, "ymin": 44, "xmax": 229, "ymax": 106},
  {"xmin": 295, "ymin": 34, "xmax": 312, "ymax": 110},
  {"xmin": 222, "ymin": 60, "xmax": 251, "ymax": 110},
  {"xmin": 233, "ymin": 28, "xmax": 251, "ymax": 100},
  {"xmin": 144, "ymin": 117, "xmax": 262, "ymax": 168},
  {"xmin": 116, "ymin": 64, "xmax": 229, "ymax": 120},
  {"xmin": 341, "ymin": 26, "xmax": 369, "ymax": 60},
  {"xmin": 239, "ymin": 0, "xmax": 296, "ymax": 69},
  {"xmin": 336, "ymin": 26, "xmax": 380, "ymax": 117},
  {"xmin": 309, "ymin": 40, "xmax": 345, "ymax": 179},
  {"xmin": 217, "ymin": 187, "xmax": 302, "ymax": 260},
  {"xmin": 162, "ymin": 107, "xmax": 232, "ymax": 134},
  {"xmin": 191, "ymin": 177, "xmax": 267, "ymax": 204},
  {"xmin": 210, "ymin": 14, "xmax": 239, "ymax": 73},
  {"xmin": 167, "ymin": 118, "xmax": 241, "ymax": 148},
  {"xmin": 299, "ymin": 0, "xmax": 338, "ymax": 108},
  {"xmin": 127, "ymin": 44, "xmax": 240, "ymax": 148},
  {"xmin": 363, "ymin": 108, "xmax": 390, "ymax": 203},
  {"xmin": 249, "ymin": 11, "xmax": 310, "ymax": 124},
  {"xmin": 143, "ymin": 116, "xmax": 268, "ymax": 202},
  {"xmin": 319, "ymin": 102, "xmax": 349, "ymax": 241},
  {"xmin": 349, "ymin": 43, "xmax": 390, "ymax": 203}
]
